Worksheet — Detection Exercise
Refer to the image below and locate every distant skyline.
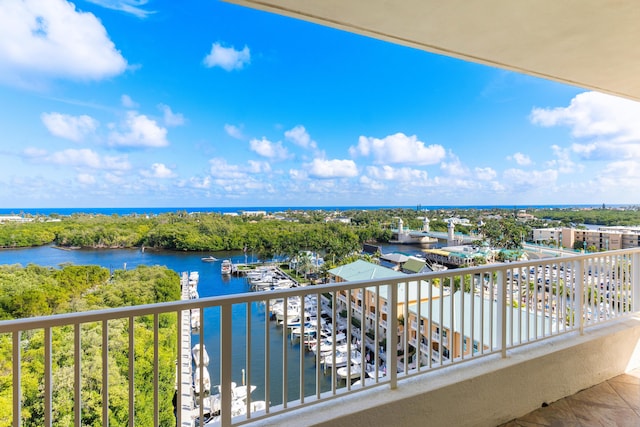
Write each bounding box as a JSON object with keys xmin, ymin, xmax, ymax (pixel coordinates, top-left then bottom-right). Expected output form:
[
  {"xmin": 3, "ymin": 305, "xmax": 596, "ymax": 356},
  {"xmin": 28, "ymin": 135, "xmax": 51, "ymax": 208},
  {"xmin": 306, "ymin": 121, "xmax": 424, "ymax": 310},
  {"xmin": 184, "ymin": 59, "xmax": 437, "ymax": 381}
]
[{"xmin": 1, "ymin": 1, "xmax": 640, "ymax": 208}]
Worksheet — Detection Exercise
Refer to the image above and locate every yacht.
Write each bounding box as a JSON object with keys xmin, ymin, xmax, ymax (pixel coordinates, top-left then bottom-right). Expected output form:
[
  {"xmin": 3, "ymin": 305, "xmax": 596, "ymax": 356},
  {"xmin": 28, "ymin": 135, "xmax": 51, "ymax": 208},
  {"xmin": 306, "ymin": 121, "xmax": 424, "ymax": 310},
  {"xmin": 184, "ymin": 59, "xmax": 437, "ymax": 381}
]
[{"xmin": 221, "ymin": 259, "xmax": 232, "ymax": 275}]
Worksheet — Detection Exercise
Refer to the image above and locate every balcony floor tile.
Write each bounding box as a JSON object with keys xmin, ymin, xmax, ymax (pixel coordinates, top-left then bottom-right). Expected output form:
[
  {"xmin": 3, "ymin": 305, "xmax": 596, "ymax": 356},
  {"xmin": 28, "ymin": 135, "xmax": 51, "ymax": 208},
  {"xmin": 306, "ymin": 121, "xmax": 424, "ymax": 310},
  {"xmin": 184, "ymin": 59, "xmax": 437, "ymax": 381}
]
[{"xmin": 498, "ymin": 368, "xmax": 640, "ymax": 427}]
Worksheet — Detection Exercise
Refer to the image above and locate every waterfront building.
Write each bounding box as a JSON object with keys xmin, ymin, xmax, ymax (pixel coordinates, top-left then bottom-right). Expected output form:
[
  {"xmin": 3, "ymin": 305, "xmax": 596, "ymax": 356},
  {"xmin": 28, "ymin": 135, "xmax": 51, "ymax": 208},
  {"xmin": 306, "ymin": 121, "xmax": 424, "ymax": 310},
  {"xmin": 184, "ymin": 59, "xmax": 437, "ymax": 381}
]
[
  {"xmin": 533, "ymin": 226, "xmax": 640, "ymax": 251},
  {"xmin": 532, "ymin": 227, "xmax": 563, "ymax": 245},
  {"xmin": 406, "ymin": 291, "xmax": 557, "ymax": 365},
  {"xmin": 400, "ymin": 256, "xmax": 428, "ymax": 274},
  {"xmin": 329, "ymin": 260, "xmax": 443, "ymax": 351}
]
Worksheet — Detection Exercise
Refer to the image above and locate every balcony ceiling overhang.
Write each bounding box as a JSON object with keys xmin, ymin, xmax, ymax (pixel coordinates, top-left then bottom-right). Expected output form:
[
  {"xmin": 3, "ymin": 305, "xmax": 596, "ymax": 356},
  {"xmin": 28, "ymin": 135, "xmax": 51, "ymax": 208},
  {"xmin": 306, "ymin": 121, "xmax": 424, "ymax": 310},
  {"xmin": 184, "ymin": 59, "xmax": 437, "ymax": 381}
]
[{"xmin": 227, "ymin": 0, "xmax": 640, "ymax": 102}]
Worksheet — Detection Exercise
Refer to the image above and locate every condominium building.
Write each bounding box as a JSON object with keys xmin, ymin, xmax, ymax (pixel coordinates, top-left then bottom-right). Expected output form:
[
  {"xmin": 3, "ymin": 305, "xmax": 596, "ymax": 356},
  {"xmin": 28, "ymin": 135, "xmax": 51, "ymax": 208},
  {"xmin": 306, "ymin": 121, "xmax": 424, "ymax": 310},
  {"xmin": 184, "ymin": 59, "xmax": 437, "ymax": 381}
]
[{"xmin": 533, "ymin": 226, "xmax": 640, "ymax": 251}]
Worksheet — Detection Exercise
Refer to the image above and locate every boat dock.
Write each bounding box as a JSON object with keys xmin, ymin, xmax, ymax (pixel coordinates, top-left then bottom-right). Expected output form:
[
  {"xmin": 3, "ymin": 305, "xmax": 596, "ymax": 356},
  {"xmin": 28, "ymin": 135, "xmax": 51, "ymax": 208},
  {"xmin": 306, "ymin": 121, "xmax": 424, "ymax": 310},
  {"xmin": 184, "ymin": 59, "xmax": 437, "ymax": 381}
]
[{"xmin": 177, "ymin": 271, "xmax": 195, "ymax": 427}]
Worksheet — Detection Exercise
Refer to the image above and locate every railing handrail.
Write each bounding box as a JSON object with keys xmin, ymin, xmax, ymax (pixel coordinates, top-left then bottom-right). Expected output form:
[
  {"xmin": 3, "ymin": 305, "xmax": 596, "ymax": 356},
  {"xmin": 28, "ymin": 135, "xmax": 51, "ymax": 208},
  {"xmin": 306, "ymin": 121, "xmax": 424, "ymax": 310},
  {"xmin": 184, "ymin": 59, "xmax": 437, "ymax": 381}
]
[
  {"xmin": 3, "ymin": 247, "xmax": 639, "ymax": 333},
  {"xmin": 2, "ymin": 247, "xmax": 639, "ymax": 426}
]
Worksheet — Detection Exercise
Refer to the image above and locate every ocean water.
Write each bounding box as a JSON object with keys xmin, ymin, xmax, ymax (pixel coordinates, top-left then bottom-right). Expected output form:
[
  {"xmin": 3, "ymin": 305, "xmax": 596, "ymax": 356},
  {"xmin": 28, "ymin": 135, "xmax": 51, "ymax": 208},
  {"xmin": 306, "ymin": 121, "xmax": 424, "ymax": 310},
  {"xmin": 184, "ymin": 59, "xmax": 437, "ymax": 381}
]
[{"xmin": 0, "ymin": 204, "xmax": 607, "ymax": 217}]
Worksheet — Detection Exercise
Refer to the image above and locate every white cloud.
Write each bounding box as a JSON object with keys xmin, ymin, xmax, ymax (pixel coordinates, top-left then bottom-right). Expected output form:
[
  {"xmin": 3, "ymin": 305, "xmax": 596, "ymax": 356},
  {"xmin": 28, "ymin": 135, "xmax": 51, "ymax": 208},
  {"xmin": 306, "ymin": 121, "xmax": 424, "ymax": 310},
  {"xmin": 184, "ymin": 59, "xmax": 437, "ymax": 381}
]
[
  {"xmin": 572, "ymin": 140, "xmax": 640, "ymax": 160},
  {"xmin": 289, "ymin": 169, "xmax": 307, "ymax": 180},
  {"xmin": 203, "ymin": 42, "xmax": 250, "ymax": 71},
  {"xmin": 531, "ymin": 91, "xmax": 640, "ymax": 160},
  {"xmin": 209, "ymin": 158, "xmax": 247, "ymax": 179},
  {"xmin": 365, "ymin": 165, "xmax": 428, "ymax": 182},
  {"xmin": 307, "ymin": 158, "xmax": 358, "ymax": 179},
  {"xmin": 109, "ymin": 111, "xmax": 169, "ymax": 148},
  {"xmin": 159, "ymin": 104, "xmax": 185, "ymax": 127},
  {"xmin": 247, "ymin": 160, "xmax": 271, "ymax": 173},
  {"xmin": 41, "ymin": 112, "xmax": 98, "ymax": 142},
  {"xmin": 502, "ymin": 168, "xmax": 558, "ymax": 189},
  {"xmin": 359, "ymin": 175, "xmax": 386, "ymax": 191},
  {"xmin": 350, "ymin": 132, "xmax": 446, "ymax": 165},
  {"xmin": 595, "ymin": 160, "xmax": 640, "ymax": 190},
  {"xmin": 84, "ymin": 0, "xmax": 154, "ymax": 18},
  {"xmin": 440, "ymin": 154, "xmax": 469, "ymax": 177},
  {"xmin": 189, "ymin": 176, "xmax": 211, "ymax": 189},
  {"xmin": 104, "ymin": 172, "xmax": 125, "ymax": 185},
  {"xmin": 546, "ymin": 145, "xmax": 582, "ymax": 174},
  {"xmin": 102, "ymin": 155, "xmax": 131, "ymax": 170},
  {"xmin": 77, "ymin": 173, "xmax": 96, "ymax": 185},
  {"xmin": 0, "ymin": 0, "xmax": 127, "ymax": 87},
  {"xmin": 23, "ymin": 147, "xmax": 47, "ymax": 158},
  {"xmin": 475, "ymin": 167, "xmax": 497, "ymax": 180},
  {"xmin": 285, "ymin": 125, "xmax": 317, "ymax": 150},
  {"xmin": 508, "ymin": 152, "xmax": 532, "ymax": 166},
  {"xmin": 224, "ymin": 124, "xmax": 244, "ymax": 140},
  {"xmin": 31, "ymin": 148, "xmax": 131, "ymax": 170},
  {"xmin": 249, "ymin": 137, "xmax": 289, "ymax": 160},
  {"xmin": 48, "ymin": 148, "xmax": 101, "ymax": 168},
  {"xmin": 121, "ymin": 94, "xmax": 138, "ymax": 108},
  {"xmin": 140, "ymin": 163, "xmax": 175, "ymax": 178}
]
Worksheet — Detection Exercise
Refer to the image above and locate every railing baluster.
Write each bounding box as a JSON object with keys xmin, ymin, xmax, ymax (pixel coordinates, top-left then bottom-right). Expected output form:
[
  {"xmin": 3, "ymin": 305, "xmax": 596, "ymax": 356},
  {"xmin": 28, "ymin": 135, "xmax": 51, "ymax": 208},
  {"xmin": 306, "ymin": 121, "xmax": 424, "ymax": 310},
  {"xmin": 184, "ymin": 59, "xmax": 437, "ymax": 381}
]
[
  {"xmin": 576, "ymin": 259, "xmax": 585, "ymax": 334},
  {"xmin": 176, "ymin": 309, "xmax": 182, "ymax": 427},
  {"xmin": 264, "ymin": 298, "xmax": 271, "ymax": 415},
  {"xmin": 75, "ymin": 323, "xmax": 82, "ymax": 427},
  {"xmin": 128, "ymin": 316, "xmax": 134, "ymax": 427},
  {"xmin": 282, "ymin": 297, "xmax": 288, "ymax": 409},
  {"xmin": 45, "ymin": 326, "xmax": 52, "ymax": 427},
  {"xmin": 246, "ymin": 301, "xmax": 252, "ymax": 418},
  {"xmin": 13, "ymin": 330, "xmax": 21, "ymax": 427},
  {"xmin": 498, "ymin": 270, "xmax": 507, "ymax": 358},
  {"xmin": 331, "ymin": 291, "xmax": 337, "ymax": 395},
  {"xmin": 427, "ymin": 279, "xmax": 433, "ymax": 368},
  {"xmin": 360, "ymin": 286, "xmax": 366, "ymax": 385},
  {"xmin": 153, "ymin": 313, "xmax": 159, "ymax": 427},
  {"xmin": 299, "ymin": 295, "xmax": 305, "ymax": 402},
  {"xmin": 416, "ymin": 279, "xmax": 422, "ymax": 370},
  {"xmin": 460, "ymin": 274, "xmax": 466, "ymax": 361},
  {"xmin": 633, "ymin": 253, "xmax": 640, "ymax": 312},
  {"xmin": 198, "ymin": 307, "xmax": 204, "ymax": 424},
  {"xmin": 315, "ymin": 293, "xmax": 321, "ymax": 397},
  {"xmin": 102, "ymin": 321, "xmax": 109, "ymax": 427},
  {"xmin": 387, "ymin": 283, "xmax": 397, "ymax": 389},
  {"xmin": 220, "ymin": 303, "xmax": 232, "ymax": 426},
  {"xmin": 374, "ymin": 284, "xmax": 380, "ymax": 383}
]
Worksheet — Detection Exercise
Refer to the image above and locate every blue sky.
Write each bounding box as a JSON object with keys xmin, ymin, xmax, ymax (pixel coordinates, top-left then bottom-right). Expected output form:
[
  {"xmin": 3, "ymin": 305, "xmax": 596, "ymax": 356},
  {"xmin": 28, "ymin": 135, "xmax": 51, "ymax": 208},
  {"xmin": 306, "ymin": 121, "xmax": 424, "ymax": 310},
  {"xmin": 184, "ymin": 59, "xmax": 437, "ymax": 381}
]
[{"xmin": 1, "ymin": 0, "xmax": 640, "ymax": 208}]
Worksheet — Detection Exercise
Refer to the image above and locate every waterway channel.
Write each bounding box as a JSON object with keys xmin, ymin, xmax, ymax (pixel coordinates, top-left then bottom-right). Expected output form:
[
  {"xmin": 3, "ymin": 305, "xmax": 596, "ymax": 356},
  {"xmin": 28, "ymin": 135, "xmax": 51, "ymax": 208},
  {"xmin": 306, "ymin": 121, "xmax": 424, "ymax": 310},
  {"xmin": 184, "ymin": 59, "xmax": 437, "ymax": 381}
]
[{"xmin": 0, "ymin": 243, "xmax": 427, "ymax": 407}]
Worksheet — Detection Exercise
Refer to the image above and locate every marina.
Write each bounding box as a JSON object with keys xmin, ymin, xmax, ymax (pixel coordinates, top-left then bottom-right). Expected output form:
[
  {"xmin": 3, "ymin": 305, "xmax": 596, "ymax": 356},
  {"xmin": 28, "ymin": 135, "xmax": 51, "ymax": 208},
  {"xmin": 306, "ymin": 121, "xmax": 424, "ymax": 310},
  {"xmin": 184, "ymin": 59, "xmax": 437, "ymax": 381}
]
[{"xmin": 1, "ymin": 243, "xmax": 412, "ymax": 425}]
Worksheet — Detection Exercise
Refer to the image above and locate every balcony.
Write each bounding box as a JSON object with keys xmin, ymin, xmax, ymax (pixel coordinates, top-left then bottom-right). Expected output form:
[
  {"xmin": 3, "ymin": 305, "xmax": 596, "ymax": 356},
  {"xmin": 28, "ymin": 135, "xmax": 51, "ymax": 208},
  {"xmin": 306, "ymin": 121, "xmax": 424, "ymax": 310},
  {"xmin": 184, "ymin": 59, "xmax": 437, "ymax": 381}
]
[{"xmin": 2, "ymin": 250, "xmax": 640, "ymax": 426}]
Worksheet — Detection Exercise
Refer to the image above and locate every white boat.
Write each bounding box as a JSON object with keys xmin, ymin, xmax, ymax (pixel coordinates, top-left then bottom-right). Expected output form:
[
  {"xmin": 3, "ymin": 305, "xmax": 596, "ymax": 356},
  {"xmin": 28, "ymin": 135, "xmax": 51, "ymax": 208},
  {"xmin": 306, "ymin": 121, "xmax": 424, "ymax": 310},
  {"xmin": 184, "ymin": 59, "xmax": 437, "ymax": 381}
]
[
  {"xmin": 337, "ymin": 363, "xmax": 380, "ymax": 381},
  {"xmin": 337, "ymin": 364, "xmax": 366, "ymax": 381},
  {"xmin": 322, "ymin": 349, "xmax": 361, "ymax": 368},
  {"xmin": 309, "ymin": 333, "xmax": 347, "ymax": 355},
  {"xmin": 196, "ymin": 398, "xmax": 266, "ymax": 426},
  {"xmin": 194, "ymin": 366, "xmax": 211, "ymax": 396},
  {"xmin": 231, "ymin": 384, "xmax": 257, "ymax": 400},
  {"xmin": 192, "ymin": 343, "xmax": 210, "ymax": 367},
  {"xmin": 201, "ymin": 256, "xmax": 218, "ymax": 262},
  {"xmin": 221, "ymin": 259, "xmax": 232, "ymax": 275}
]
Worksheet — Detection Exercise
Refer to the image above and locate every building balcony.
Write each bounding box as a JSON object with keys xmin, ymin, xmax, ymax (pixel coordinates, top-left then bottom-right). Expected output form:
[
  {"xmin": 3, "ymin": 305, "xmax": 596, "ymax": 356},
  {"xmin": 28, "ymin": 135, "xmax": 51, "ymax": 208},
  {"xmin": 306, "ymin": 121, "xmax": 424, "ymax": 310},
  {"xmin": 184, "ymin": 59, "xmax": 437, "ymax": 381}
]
[{"xmin": 2, "ymin": 250, "xmax": 640, "ymax": 426}]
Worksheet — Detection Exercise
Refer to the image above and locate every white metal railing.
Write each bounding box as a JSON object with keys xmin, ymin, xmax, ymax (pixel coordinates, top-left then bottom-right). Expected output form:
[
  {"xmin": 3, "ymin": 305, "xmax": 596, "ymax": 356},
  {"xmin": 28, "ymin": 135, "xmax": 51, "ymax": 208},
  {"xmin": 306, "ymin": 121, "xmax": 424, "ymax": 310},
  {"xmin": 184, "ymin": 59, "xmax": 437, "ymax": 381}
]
[{"xmin": 1, "ymin": 249, "xmax": 639, "ymax": 426}]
